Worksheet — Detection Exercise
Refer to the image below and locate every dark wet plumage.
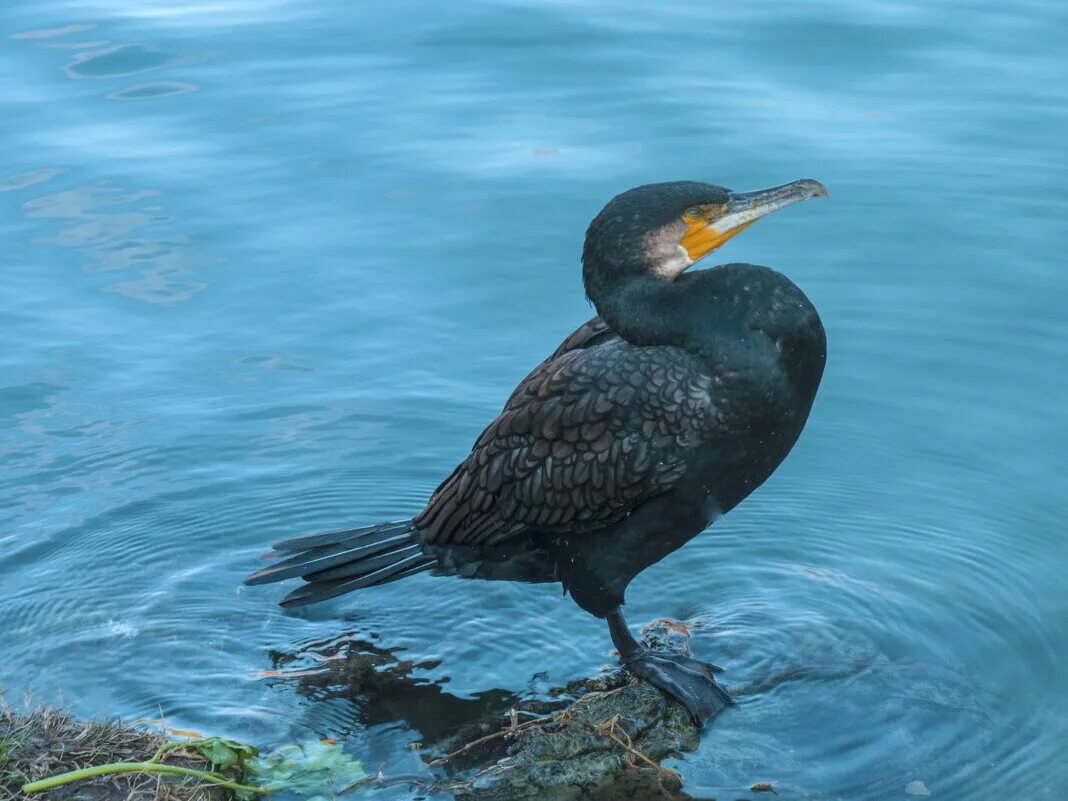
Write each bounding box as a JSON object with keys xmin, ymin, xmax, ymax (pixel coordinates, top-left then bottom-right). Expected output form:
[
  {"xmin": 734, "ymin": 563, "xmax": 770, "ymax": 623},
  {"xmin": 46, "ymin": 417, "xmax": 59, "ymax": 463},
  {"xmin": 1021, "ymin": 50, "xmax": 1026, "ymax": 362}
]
[{"xmin": 246, "ymin": 178, "xmax": 828, "ymax": 726}]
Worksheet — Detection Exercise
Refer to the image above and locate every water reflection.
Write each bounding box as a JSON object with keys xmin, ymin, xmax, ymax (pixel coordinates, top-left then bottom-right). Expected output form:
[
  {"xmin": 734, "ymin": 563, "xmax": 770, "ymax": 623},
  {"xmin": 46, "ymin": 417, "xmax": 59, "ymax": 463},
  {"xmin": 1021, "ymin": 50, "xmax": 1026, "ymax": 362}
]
[
  {"xmin": 23, "ymin": 182, "xmax": 204, "ymax": 303},
  {"xmin": 267, "ymin": 633, "xmax": 522, "ymax": 745},
  {"xmin": 0, "ymin": 168, "xmax": 64, "ymax": 192},
  {"xmin": 107, "ymin": 81, "xmax": 199, "ymax": 101},
  {"xmin": 63, "ymin": 44, "xmax": 179, "ymax": 80},
  {"xmin": 9, "ymin": 23, "xmax": 97, "ymax": 40}
]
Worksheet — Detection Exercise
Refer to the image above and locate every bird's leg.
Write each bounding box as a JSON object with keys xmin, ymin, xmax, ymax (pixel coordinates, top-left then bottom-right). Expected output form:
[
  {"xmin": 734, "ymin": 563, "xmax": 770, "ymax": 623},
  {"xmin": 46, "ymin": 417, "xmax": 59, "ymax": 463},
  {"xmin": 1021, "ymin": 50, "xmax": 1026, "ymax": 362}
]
[{"xmin": 606, "ymin": 607, "xmax": 733, "ymax": 728}]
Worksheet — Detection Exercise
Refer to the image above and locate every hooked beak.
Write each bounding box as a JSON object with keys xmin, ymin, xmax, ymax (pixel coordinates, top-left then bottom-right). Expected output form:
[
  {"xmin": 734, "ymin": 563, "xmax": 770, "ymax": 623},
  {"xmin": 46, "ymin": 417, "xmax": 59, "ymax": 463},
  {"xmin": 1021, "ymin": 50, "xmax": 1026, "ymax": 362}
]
[
  {"xmin": 717, "ymin": 178, "xmax": 827, "ymax": 235},
  {"xmin": 681, "ymin": 178, "xmax": 827, "ymax": 263}
]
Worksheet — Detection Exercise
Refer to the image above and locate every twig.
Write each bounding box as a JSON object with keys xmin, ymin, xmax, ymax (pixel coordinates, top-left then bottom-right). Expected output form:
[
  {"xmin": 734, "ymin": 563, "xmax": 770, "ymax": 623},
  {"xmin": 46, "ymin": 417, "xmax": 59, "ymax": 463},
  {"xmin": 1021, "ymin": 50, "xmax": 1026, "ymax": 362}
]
[
  {"xmin": 425, "ymin": 693, "xmax": 679, "ymax": 788},
  {"xmin": 339, "ymin": 765, "xmax": 433, "ymax": 794},
  {"xmin": 574, "ymin": 715, "xmax": 676, "ymax": 780},
  {"xmin": 698, "ymin": 782, "xmax": 779, "ymax": 795},
  {"xmin": 426, "ymin": 712, "xmax": 563, "ymax": 766}
]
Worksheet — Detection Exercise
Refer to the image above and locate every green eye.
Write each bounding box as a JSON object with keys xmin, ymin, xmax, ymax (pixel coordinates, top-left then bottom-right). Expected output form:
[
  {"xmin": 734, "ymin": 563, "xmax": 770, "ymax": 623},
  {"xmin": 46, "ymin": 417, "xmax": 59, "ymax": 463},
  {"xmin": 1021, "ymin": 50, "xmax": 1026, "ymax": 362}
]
[{"xmin": 684, "ymin": 207, "xmax": 701, "ymax": 218}]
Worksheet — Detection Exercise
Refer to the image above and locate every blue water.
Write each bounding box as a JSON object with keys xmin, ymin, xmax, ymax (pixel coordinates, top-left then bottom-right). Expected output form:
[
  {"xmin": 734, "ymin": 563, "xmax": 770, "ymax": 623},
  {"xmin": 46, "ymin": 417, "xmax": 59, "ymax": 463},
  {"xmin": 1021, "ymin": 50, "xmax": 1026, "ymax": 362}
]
[{"xmin": 2, "ymin": 2, "xmax": 1066, "ymax": 799}]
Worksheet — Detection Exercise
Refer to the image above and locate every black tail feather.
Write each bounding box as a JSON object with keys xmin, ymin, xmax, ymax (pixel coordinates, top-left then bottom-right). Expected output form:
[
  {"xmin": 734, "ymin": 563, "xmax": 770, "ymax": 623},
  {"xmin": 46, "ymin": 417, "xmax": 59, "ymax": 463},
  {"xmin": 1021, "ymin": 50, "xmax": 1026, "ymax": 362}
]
[
  {"xmin": 280, "ymin": 551, "xmax": 434, "ymax": 607},
  {"xmin": 305, "ymin": 542, "xmax": 425, "ymax": 582},
  {"xmin": 270, "ymin": 519, "xmax": 414, "ymax": 553},
  {"xmin": 244, "ymin": 519, "xmax": 431, "ymax": 606},
  {"xmin": 246, "ymin": 531, "xmax": 416, "ymax": 585}
]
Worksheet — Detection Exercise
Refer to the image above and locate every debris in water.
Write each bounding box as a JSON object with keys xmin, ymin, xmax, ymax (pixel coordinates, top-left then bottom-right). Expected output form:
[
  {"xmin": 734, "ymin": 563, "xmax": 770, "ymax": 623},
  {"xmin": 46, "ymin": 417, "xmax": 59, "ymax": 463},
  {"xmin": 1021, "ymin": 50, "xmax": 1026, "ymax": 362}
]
[{"xmin": 248, "ymin": 739, "xmax": 365, "ymax": 801}]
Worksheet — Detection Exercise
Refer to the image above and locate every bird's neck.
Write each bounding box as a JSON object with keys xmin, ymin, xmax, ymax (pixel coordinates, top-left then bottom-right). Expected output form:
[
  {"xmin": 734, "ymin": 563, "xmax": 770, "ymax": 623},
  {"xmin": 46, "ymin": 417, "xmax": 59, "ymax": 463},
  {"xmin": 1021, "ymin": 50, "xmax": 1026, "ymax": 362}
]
[
  {"xmin": 586, "ymin": 256, "xmax": 827, "ymax": 424},
  {"xmin": 589, "ymin": 270, "xmax": 729, "ymax": 357}
]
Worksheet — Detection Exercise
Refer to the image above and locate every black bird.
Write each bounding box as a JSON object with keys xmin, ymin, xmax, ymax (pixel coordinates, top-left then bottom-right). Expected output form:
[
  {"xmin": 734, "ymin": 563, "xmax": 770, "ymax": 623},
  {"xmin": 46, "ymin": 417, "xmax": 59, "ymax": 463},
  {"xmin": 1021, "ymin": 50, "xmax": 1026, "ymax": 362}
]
[{"xmin": 246, "ymin": 178, "xmax": 827, "ymax": 726}]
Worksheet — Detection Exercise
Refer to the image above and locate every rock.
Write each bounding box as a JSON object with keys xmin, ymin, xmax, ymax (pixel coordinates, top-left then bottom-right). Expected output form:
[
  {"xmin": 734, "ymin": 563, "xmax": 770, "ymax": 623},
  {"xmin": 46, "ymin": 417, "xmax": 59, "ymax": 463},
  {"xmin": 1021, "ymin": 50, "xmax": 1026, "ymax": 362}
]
[
  {"xmin": 434, "ymin": 668, "xmax": 700, "ymax": 801},
  {"xmin": 422, "ymin": 622, "xmax": 712, "ymax": 801}
]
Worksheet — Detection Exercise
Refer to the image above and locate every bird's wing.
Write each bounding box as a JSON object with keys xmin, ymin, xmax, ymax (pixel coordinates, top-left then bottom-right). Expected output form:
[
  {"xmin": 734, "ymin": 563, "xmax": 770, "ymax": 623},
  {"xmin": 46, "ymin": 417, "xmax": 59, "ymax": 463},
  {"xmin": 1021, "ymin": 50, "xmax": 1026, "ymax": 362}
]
[
  {"xmin": 503, "ymin": 316, "xmax": 616, "ymax": 409},
  {"xmin": 548, "ymin": 315, "xmax": 615, "ymax": 359},
  {"xmin": 414, "ymin": 337, "xmax": 720, "ymax": 547}
]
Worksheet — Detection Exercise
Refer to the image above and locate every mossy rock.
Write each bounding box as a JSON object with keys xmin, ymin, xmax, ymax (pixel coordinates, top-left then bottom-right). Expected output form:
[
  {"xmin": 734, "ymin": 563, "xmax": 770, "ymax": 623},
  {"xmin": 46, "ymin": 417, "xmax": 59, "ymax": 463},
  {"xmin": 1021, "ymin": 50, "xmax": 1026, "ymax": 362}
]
[{"xmin": 426, "ymin": 646, "xmax": 703, "ymax": 801}]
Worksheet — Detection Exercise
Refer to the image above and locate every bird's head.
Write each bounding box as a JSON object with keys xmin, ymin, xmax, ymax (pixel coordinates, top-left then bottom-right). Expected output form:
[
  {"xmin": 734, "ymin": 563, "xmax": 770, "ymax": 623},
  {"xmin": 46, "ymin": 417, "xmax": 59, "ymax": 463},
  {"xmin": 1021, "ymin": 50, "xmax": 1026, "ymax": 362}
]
[{"xmin": 582, "ymin": 178, "xmax": 827, "ymax": 298}]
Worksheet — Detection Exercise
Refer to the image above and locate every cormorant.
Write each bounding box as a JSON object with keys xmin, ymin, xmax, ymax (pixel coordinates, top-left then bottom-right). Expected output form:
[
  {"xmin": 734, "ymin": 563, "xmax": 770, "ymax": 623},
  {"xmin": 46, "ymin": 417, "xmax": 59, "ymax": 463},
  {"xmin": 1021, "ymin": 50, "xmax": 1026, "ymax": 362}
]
[{"xmin": 246, "ymin": 178, "xmax": 827, "ymax": 726}]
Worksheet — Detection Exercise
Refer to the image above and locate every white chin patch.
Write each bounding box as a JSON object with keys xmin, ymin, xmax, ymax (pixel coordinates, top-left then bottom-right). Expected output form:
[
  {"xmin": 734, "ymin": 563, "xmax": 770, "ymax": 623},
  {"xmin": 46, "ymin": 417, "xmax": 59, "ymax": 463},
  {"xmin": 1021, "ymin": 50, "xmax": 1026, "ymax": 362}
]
[
  {"xmin": 643, "ymin": 225, "xmax": 695, "ymax": 280},
  {"xmin": 654, "ymin": 244, "xmax": 694, "ymax": 280}
]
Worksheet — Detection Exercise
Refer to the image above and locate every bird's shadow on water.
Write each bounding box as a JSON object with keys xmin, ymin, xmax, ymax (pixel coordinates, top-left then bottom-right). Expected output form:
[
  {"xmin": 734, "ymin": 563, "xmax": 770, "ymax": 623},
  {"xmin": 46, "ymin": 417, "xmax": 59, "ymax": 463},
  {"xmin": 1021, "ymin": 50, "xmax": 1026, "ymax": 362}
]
[{"xmin": 262, "ymin": 631, "xmax": 525, "ymax": 746}]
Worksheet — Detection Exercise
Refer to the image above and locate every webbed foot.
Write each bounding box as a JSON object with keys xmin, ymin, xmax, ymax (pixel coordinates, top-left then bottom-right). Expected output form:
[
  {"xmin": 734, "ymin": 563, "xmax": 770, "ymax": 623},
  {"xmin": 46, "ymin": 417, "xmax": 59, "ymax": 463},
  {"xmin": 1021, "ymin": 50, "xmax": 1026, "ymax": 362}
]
[{"xmin": 622, "ymin": 647, "xmax": 733, "ymax": 727}]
